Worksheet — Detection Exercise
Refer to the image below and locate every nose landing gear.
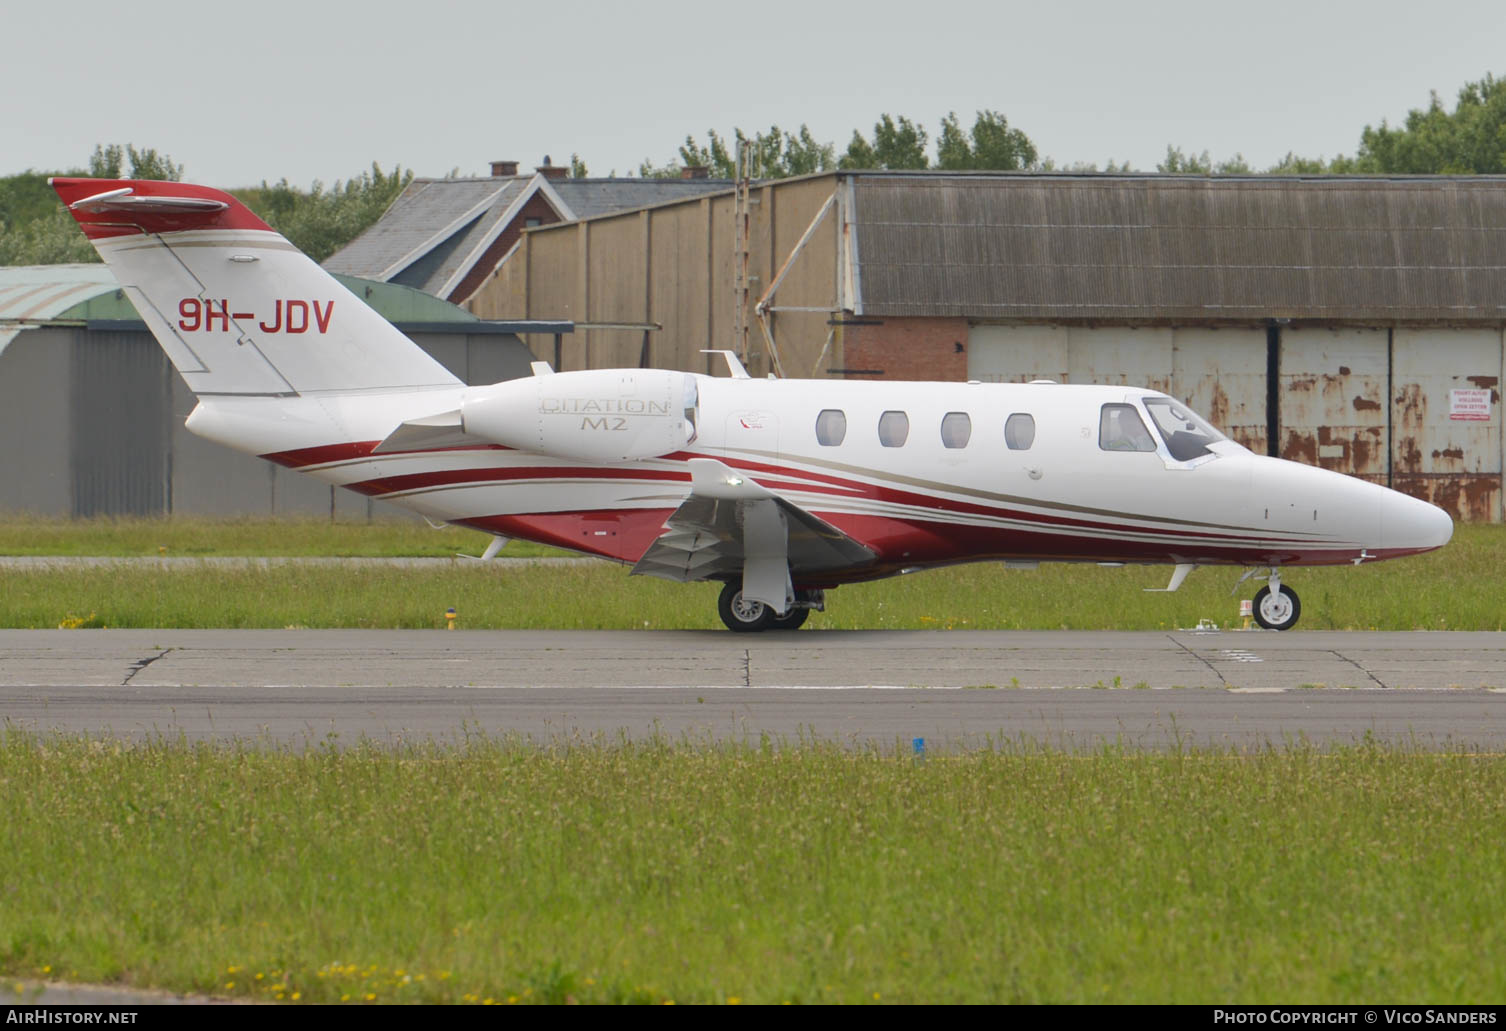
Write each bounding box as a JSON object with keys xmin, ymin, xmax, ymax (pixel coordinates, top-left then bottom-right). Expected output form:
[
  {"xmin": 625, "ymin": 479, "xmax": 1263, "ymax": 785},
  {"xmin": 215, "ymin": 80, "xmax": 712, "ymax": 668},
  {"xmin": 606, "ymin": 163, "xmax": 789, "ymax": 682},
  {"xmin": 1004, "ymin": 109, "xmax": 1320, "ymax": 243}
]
[{"xmin": 1251, "ymin": 569, "xmax": 1302, "ymax": 631}]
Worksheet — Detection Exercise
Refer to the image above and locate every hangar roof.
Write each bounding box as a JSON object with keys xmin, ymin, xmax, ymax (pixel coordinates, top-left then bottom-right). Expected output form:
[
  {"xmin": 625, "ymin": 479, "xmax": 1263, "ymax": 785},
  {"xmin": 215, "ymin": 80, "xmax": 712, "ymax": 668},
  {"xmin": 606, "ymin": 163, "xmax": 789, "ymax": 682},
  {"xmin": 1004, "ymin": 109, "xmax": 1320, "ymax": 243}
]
[{"xmin": 849, "ymin": 173, "xmax": 1506, "ymax": 323}]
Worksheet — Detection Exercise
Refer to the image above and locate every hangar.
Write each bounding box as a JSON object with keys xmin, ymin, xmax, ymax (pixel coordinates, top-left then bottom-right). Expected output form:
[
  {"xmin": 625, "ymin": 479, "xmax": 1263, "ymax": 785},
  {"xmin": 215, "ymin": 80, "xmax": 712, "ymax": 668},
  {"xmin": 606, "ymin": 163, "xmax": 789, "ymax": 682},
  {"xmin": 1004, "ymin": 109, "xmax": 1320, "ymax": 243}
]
[
  {"xmin": 468, "ymin": 171, "xmax": 1506, "ymax": 521},
  {"xmin": 0, "ymin": 264, "xmax": 565, "ymax": 518}
]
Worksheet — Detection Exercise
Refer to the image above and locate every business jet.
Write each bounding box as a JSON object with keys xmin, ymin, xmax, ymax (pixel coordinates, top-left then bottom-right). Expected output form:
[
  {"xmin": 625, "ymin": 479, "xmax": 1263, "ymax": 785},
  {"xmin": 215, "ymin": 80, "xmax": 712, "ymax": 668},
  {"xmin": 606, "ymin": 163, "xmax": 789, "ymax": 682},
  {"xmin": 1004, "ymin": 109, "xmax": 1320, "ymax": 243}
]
[{"xmin": 51, "ymin": 177, "xmax": 1454, "ymax": 632}]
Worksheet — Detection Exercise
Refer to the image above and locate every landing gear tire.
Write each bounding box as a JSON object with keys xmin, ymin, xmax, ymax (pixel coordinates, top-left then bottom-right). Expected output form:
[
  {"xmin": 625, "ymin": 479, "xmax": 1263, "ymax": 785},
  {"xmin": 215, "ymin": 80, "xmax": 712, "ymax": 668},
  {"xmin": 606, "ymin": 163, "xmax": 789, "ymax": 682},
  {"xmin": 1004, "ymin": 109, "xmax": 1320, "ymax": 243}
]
[
  {"xmin": 769, "ymin": 606, "xmax": 810, "ymax": 631},
  {"xmin": 1253, "ymin": 584, "xmax": 1301, "ymax": 631},
  {"xmin": 718, "ymin": 582, "xmax": 775, "ymax": 633}
]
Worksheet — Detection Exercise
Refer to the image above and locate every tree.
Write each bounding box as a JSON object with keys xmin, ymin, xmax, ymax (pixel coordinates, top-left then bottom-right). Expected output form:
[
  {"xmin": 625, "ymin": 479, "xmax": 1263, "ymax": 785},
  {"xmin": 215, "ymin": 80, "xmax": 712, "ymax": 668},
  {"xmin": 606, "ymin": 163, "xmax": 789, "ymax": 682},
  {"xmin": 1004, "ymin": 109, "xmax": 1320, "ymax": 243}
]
[
  {"xmin": 1356, "ymin": 74, "xmax": 1506, "ymax": 174},
  {"xmin": 89, "ymin": 143, "xmax": 183, "ymax": 181},
  {"xmin": 838, "ymin": 129, "xmax": 877, "ymax": 170},
  {"xmin": 935, "ymin": 110, "xmax": 1037, "ymax": 170},
  {"xmin": 569, "ymin": 153, "xmax": 589, "ymax": 178},
  {"xmin": 871, "ymin": 114, "xmax": 929, "ymax": 169},
  {"xmin": 1157, "ymin": 145, "xmax": 1252, "ymax": 174},
  {"xmin": 235, "ymin": 163, "xmax": 413, "ymax": 262},
  {"xmin": 643, "ymin": 124, "xmax": 835, "ymax": 179}
]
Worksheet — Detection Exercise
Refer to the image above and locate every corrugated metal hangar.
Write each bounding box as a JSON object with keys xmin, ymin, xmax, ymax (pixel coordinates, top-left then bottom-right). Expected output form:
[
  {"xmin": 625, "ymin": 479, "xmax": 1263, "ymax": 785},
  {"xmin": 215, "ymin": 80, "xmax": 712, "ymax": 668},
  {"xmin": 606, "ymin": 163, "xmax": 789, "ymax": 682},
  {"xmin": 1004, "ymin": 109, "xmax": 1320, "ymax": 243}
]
[
  {"xmin": 0, "ymin": 265, "xmax": 566, "ymax": 518},
  {"xmin": 469, "ymin": 171, "xmax": 1506, "ymax": 522}
]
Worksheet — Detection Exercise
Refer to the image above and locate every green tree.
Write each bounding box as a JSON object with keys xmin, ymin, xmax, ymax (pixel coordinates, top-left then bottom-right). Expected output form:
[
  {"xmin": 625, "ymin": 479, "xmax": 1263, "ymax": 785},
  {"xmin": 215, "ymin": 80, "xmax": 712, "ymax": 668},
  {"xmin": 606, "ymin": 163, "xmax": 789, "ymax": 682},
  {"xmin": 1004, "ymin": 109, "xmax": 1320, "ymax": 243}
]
[
  {"xmin": 1157, "ymin": 146, "xmax": 1252, "ymax": 174},
  {"xmin": 235, "ymin": 163, "xmax": 413, "ymax": 263},
  {"xmin": 838, "ymin": 129, "xmax": 877, "ymax": 170},
  {"xmin": 1356, "ymin": 74, "xmax": 1506, "ymax": 173},
  {"xmin": 871, "ymin": 114, "xmax": 929, "ymax": 169},
  {"xmin": 88, "ymin": 143, "xmax": 183, "ymax": 181},
  {"xmin": 569, "ymin": 153, "xmax": 589, "ymax": 178},
  {"xmin": 935, "ymin": 110, "xmax": 1037, "ymax": 170}
]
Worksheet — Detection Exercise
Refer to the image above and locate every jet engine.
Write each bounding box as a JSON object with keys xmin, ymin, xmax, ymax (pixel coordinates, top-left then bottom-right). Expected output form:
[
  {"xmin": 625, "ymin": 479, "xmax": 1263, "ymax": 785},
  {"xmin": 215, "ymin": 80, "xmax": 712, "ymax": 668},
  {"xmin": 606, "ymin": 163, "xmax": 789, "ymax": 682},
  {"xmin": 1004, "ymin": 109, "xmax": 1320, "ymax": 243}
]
[{"xmin": 461, "ymin": 368, "xmax": 698, "ymax": 463}]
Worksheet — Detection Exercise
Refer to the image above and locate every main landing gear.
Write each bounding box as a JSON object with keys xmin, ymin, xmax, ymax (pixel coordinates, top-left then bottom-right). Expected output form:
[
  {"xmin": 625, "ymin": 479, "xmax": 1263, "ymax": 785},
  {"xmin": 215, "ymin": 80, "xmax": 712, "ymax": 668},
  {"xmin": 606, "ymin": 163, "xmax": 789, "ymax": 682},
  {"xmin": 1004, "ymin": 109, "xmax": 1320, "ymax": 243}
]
[
  {"xmin": 1251, "ymin": 569, "xmax": 1301, "ymax": 631},
  {"xmin": 716, "ymin": 582, "xmax": 821, "ymax": 633}
]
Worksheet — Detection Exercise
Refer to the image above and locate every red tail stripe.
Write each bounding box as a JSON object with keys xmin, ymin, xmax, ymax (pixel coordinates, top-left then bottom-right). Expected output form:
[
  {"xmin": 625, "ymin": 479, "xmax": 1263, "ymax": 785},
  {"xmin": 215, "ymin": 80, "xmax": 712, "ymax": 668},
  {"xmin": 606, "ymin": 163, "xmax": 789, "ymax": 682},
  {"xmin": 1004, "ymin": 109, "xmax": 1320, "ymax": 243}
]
[{"xmin": 50, "ymin": 178, "xmax": 275, "ymax": 240}]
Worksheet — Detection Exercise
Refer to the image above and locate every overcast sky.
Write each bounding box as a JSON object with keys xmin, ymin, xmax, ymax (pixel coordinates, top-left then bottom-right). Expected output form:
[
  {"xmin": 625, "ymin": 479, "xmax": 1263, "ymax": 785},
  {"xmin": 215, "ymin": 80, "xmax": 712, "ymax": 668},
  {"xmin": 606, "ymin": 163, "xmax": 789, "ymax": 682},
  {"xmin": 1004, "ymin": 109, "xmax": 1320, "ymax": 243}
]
[{"xmin": 6, "ymin": 0, "xmax": 1504, "ymax": 186}]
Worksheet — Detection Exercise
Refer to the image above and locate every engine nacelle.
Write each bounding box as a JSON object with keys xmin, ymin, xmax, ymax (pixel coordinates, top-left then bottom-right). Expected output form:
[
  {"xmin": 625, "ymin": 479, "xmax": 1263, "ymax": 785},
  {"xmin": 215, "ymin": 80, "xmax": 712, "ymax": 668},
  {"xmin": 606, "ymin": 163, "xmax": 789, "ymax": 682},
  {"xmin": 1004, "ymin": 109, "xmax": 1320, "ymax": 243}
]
[{"xmin": 462, "ymin": 368, "xmax": 698, "ymax": 463}]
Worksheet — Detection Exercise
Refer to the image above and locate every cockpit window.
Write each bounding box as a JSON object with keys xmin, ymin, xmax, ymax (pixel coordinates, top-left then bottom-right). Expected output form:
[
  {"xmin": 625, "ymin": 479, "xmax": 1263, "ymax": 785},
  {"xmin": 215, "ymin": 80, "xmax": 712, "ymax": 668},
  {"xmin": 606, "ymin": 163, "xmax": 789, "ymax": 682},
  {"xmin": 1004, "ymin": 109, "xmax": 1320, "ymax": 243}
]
[
  {"xmin": 1144, "ymin": 398, "xmax": 1226, "ymax": 462},
  {"xmin": 1098, "ymin": 404, "xmax": 1157, "ymax": 453}
]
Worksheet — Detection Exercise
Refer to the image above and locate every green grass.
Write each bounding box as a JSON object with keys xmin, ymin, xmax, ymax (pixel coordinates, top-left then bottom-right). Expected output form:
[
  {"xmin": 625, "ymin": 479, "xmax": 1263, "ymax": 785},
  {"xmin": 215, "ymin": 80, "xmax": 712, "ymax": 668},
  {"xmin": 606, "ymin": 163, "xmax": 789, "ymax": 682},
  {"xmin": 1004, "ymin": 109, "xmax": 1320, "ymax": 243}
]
[
  {"xmin": 1, "ymin": 734, "xmax": 1502, "ymax": 1004},
  {"xmin": 0, "ymin": 517, "xmax": 1499, "ymax": 630},
  {"xmin": 0, "ymin": 537, "xmax": 1495, "ymax": 630},
  {"xmin": 0, "ymin": 514, "xmax": 566, "ymax": 558}
]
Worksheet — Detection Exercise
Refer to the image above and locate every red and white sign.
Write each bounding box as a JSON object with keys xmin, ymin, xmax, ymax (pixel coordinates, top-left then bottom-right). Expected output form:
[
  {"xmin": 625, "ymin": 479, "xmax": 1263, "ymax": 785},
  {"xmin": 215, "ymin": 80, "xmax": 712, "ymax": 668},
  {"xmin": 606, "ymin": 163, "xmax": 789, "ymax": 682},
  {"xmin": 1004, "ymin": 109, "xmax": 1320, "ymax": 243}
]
[{"xmin": 1449, "ymin": 389, "xmax": 1492, "ymax": 421}]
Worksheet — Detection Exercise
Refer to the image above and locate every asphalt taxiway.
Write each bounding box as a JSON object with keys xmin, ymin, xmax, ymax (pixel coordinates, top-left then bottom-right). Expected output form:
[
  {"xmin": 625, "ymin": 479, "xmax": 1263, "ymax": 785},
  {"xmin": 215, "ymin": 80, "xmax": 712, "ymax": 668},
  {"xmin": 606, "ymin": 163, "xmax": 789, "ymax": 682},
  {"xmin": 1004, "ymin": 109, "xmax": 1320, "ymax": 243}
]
[{"xmin": 2, "ymin": 629, "xmax": 1504, "ymax": 750}]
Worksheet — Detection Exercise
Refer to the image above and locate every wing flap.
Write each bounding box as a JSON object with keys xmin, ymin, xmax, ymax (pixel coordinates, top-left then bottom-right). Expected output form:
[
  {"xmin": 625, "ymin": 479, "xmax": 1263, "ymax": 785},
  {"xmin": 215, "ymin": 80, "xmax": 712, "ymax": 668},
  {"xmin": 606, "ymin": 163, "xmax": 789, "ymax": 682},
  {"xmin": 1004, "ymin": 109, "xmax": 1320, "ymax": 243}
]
[{"xmin": 631, "ymin": 459, "xmax": 875, "ymax": 584}]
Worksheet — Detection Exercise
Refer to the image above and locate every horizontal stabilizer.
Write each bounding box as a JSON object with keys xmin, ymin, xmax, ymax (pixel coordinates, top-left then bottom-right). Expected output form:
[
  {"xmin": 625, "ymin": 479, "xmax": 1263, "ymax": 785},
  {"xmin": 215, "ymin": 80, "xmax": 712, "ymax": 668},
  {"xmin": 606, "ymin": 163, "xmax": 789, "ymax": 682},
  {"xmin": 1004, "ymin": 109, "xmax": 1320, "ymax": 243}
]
[
  {"xmin": 68, "ymin": 187, "xmax": 229, "ymax": 216},
  {"xmin": 373, "ymin": 410, "xmax": 494, "ymax": 454}
]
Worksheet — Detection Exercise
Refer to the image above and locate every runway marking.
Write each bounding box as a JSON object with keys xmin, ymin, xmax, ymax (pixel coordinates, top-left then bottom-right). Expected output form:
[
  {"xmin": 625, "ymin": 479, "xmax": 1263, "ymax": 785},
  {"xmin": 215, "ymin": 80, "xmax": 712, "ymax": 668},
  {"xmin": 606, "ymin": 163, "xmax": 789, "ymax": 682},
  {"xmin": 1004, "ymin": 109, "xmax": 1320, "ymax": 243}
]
[
  {"xmin": 1227, "ymin": 687, "xmax": 1287, "ymax": 693},
  {"xmin": 1220, "ymin": 650, "xmax": 1264, "ymax": 663}
]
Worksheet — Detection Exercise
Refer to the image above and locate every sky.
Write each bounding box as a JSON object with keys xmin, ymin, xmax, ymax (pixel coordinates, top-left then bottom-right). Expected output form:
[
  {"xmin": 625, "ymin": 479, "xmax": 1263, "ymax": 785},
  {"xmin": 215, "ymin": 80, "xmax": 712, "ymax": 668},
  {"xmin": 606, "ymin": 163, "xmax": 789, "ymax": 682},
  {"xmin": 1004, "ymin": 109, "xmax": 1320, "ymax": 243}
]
[{"xmin": 5, "ymin": 0, "xmax": 1505, "ymax": 187}]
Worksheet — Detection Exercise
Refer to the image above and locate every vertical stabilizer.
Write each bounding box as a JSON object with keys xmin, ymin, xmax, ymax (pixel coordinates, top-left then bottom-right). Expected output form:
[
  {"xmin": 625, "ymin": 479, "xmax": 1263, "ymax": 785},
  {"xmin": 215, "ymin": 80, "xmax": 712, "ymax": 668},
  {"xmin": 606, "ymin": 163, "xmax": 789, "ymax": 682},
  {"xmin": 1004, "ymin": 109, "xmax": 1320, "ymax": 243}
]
[{"xmin": 50, "ymin": 178, "xmax": 461, "ymax": 397}]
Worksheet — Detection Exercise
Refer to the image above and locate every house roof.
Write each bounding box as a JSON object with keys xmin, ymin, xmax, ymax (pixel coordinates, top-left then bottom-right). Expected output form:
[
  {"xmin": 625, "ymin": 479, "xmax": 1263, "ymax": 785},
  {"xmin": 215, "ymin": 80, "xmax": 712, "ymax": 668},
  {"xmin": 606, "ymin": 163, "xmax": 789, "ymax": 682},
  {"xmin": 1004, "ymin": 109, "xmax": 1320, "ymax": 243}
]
[{"xmin": 323, "ymin": 173, "xmax": 734, "ymax": 300}]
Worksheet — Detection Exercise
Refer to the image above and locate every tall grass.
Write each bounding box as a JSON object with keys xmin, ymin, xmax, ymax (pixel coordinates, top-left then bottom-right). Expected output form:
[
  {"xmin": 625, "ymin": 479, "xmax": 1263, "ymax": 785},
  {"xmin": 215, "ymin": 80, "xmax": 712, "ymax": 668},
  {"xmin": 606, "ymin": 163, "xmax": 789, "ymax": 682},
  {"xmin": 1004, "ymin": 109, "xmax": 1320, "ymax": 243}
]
[{"xmin": 0, "ymin": 734, "xmax": 1502, "ymax": 1003}]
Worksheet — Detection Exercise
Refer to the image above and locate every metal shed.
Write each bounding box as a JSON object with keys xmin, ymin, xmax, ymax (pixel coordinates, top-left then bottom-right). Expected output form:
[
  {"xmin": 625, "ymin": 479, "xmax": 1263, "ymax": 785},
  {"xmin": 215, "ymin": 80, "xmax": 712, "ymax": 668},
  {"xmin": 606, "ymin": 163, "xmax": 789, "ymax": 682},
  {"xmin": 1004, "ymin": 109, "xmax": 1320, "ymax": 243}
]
[{"xmin": 0, "ymin": 265, "xmax": 566, "ymax": 518}]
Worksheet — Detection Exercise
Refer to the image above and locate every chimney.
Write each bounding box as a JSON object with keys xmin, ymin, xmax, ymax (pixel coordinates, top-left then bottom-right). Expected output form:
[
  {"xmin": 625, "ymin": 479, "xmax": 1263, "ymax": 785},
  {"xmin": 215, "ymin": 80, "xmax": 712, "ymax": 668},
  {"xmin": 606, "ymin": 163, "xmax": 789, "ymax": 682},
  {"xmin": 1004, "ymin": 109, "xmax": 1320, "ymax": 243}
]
[
  {"xmin": 490, "ymin": 160, "xmax": 519, "ymax": 177},
  {"xmin": 681, "ymin": 165, "xmax": 710, "ymax": 179},
  {"xmin": 536, "ymin": 155, "xmax": 568, "ymax": 180}
]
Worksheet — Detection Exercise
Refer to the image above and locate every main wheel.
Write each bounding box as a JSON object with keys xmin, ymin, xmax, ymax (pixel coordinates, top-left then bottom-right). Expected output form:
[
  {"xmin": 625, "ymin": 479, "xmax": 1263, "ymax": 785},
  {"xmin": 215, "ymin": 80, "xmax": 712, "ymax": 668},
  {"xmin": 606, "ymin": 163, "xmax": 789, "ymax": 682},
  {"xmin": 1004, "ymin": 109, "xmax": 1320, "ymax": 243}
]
[
  {"xmin": 718, "ymin": 582, "xmax": 774, "ymax": 632},
  {"xmin": 1252, "ymin": 584, "xmax": 1301, "ymax": 631},
  {"xmin": 769, "ymin": 606, "xmax": 810, "ymax": 631}
]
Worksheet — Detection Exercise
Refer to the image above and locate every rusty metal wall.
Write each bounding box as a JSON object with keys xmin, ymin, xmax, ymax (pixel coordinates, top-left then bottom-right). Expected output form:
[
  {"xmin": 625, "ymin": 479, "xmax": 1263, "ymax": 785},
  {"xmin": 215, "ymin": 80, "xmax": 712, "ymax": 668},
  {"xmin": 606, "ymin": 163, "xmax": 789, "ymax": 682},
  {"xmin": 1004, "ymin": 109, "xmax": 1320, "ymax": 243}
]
[
  {"xmin": 1171, "ymin": 328, "xmax": 1269, "ymax": 453},
  {"xmin": 1278, "ymin": 328, "xmax": 1390, "ymax": 485},
  {"xmin": 1392, "ymin": 328, "xmax": 1503, "ymax": 521}
]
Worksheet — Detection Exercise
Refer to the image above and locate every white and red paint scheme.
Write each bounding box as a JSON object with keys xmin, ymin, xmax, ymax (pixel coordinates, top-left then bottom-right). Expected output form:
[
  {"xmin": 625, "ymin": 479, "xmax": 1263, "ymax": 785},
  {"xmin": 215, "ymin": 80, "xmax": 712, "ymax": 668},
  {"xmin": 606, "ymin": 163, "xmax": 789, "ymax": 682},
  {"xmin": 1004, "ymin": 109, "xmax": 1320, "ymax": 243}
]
[{"xmin": 53, "ymin": 177, "xmax": 1453, "ymax": 631}]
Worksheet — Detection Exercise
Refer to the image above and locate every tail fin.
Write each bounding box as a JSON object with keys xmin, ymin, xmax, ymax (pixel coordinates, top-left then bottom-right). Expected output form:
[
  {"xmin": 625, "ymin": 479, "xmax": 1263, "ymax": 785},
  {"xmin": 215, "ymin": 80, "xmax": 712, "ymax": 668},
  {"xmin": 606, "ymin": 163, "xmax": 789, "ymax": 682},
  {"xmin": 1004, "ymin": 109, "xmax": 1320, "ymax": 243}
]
[{"xmin": 50, "ymin": 178, "xmax": 460, "ymax": 397}]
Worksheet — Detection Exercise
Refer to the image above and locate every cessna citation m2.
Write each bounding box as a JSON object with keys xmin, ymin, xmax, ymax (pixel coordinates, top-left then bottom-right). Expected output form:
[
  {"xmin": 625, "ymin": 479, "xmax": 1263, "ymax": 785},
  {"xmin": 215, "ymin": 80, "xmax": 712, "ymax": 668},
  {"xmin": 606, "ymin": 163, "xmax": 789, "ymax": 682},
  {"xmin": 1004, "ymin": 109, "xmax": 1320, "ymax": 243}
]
[{"xmin": 52, "ymin": 177, "xmax": 1454, "ymax": 632}]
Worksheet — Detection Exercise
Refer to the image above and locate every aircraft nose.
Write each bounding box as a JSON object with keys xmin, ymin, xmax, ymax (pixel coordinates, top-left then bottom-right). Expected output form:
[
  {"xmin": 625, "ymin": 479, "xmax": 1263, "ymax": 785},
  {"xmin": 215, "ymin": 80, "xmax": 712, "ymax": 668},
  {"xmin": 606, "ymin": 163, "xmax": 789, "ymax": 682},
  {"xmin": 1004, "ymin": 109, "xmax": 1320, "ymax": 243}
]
[{"xmin": 1382, "ymin": 490, "xmax": 1454, "ymax": 553}]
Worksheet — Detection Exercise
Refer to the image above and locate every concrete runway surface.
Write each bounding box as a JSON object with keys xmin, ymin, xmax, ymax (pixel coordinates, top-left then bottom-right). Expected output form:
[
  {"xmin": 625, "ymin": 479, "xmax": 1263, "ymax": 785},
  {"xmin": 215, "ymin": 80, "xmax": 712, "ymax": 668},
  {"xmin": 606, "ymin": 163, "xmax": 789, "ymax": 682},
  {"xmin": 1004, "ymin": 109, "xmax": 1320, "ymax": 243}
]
[{"xmin": 2, "ymin": 629, "xmax": 1505, "ymax": 750}]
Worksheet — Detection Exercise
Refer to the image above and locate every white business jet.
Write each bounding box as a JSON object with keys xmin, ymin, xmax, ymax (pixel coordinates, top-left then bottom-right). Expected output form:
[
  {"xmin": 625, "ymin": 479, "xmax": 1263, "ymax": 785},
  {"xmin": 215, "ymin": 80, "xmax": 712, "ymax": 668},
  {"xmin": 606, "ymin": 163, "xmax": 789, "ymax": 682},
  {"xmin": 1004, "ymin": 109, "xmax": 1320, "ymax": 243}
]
[{"xmin": 52, "ymin": 178, "xmax": 1453, "ymax": 632}]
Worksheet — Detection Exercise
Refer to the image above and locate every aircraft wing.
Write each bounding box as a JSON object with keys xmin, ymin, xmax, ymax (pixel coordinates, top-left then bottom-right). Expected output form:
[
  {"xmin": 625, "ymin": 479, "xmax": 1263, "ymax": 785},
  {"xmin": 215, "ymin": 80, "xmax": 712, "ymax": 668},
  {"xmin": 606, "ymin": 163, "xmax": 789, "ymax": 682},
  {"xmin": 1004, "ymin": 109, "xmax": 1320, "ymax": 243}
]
[{"xmin": 631, "ymin": 458, "xmax": 876, "ymax": 585}]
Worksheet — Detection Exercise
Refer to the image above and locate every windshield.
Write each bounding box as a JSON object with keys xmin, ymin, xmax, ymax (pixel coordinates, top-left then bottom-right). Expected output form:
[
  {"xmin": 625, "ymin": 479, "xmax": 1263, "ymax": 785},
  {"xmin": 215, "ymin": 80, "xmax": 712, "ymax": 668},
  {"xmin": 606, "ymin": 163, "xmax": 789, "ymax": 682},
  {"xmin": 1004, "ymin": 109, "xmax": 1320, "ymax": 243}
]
[{"xmin": 1143, "ymin": 398, "xmax": 1227, "ymax": 462}]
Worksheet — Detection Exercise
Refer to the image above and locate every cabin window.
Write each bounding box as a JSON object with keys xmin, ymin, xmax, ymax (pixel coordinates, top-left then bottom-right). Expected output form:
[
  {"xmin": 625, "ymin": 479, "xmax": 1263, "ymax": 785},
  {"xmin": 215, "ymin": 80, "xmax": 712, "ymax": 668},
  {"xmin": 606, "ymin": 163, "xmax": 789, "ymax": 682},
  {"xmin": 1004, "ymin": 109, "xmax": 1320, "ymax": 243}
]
[
  {"xmin": 1005, "ymin": 413, "xmax": 1035, "ymax": 450},
  {"xmin": 878, "ymin": 410, "xmax": 909, "ymax": 447},
  {"xmin": 1099, "ymin": 404, "xmax": 1157, "ymax": 452},
  {"xmin": 940, "ymin": 412, "xmax": 971, "ymax": 449},
  {"xmin": 1144, "ymin": 398, "xmax": 1226, "ymax": 462},
  {"xmin": 815, "ymin": 409, "xmax": 847, "ymax": 446}
]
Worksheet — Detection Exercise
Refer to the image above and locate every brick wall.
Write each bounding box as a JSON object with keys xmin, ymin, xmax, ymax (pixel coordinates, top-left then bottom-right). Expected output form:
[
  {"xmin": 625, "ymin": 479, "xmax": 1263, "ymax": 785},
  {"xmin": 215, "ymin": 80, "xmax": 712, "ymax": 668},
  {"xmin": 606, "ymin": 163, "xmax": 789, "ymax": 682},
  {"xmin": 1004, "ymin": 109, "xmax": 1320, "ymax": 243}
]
[
  {"xmin": 841, "ymin": 317, "xmax": 970, "ymax": 381},
  {"xmin": 450, "ymin": 191, "xmax": 563, "ymax": 304}
]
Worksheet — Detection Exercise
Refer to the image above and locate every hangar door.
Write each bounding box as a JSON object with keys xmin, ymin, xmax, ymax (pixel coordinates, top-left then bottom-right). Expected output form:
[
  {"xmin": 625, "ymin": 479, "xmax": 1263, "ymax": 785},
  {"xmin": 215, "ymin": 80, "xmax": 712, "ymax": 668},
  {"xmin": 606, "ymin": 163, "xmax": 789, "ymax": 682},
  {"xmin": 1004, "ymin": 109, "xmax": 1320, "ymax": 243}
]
[
  {"xmin": 1278, "ymin": 327, "xmax": 1503, "ymax": 521},
  {"xmin": 967, "ymin": 324, "xmax": 1268, "ymax": 453}
]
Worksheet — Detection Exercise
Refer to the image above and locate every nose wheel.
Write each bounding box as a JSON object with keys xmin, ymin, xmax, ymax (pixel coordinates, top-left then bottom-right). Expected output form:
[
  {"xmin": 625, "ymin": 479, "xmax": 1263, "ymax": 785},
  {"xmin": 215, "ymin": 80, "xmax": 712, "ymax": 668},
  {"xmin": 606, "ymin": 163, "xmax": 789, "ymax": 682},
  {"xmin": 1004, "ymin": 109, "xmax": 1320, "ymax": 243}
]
[{"xmin": 1252, "ymin": 577, "xmax": 1301, "ymax": 631}]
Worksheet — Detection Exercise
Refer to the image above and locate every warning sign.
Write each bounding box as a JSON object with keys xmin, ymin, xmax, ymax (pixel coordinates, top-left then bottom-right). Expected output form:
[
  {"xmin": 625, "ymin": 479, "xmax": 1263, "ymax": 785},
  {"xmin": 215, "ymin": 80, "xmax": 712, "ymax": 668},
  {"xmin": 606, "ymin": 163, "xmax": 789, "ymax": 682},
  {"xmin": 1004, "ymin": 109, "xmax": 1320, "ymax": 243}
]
[{"xmin": 1450, "ymin": 388, "xmax": 1492, "ymax": 421}]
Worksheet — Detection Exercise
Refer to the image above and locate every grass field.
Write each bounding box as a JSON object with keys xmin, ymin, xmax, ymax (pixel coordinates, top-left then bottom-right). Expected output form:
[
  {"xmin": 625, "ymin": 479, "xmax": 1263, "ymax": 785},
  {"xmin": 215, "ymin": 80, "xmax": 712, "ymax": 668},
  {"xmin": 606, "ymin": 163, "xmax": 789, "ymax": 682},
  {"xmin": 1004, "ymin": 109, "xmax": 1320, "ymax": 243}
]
[
  {"xmin": 0, "ymin": 517, "xmax": 1497, "ymax": 630},
  {"xmin": 1, "ymin": 734, "xmax": 1502, "ymax": 1004}
]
